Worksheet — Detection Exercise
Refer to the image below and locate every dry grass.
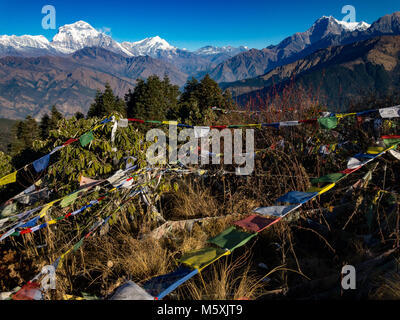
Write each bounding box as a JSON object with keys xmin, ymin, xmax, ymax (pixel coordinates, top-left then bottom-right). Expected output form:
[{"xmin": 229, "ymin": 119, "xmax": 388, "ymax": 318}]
[
  {"xmin": 371, "ymin": 273, "xmax": 400, "ymax": 299},
  {"xmin": 178, "ymin": 252, "xmax": 266, "ymax": 300}
]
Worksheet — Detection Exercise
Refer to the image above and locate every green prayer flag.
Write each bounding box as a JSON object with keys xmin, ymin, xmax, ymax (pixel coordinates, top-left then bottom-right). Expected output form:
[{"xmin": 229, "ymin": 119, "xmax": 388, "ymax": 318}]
[
  {"xmin": 318, "ymin": 117, "xmax": 338, "ymax": 130},
  {"xmin": 73, "ymin": 238, "xmax": 84, "ymax": 252},
  {"xmin": 207, "ymin": 226, "xmax": 256, "ymax": 252},
  {"xmin": 60, "ymin": 192, "xmax": 79, "ymax": 208},
  {"xmin": 311, "ymin": 173, "xmax": 346, "ymax": 185},
  {"xmin": 383, "ymin": 138, "xmax": 400, "ymax": 147},
  {"xmin": 178, "ymin": 247, "xmax": 229, "ymax": 270},
  {"xmin": 1, "ymin": 203, "xmax": 18, "ymax": 218},
  {"xmin": 145, "ymin": 120, "xmax": 162, "ymax": 124},
  {"xmin": 80, "ymin": 131, "xmax": 94, "ymax": 147}
]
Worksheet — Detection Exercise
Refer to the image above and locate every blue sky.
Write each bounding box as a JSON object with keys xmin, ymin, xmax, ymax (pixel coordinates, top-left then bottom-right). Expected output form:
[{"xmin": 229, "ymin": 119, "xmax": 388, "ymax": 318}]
[{"xmin": 0, "ymin": 0, "xmax": 399, "ymax": 50}]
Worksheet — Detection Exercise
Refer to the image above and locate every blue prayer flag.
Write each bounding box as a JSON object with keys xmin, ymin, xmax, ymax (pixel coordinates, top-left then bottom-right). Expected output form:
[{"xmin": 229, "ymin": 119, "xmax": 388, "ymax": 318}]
[
  {"xmin": 33, "ymin": 154, "xmax": 51, "ymax": 173},
  {"xmin": 276, "ymin": 191, "xmax": 319, "ymax": 204}
]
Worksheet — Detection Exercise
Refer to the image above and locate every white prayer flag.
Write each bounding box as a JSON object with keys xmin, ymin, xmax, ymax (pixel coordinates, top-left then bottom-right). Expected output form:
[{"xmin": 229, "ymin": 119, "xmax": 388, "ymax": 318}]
[
  {"xmin": 379, "ymin": 106, "xmax": 400, "ymax": 118},
  {"xmin": 254, "ymin": 205, "xmax": 301, "ymax": 217},
  {"xmin": 279, "ymin": 121, "xmax": 299, "ymax": 127},
  {"xmin": 117, "ymin": 119, "xmax": 129, "ymax": 127},
  {"xmin": 194, "ymin": 126, "xmax": 210, "ymax": 138}
]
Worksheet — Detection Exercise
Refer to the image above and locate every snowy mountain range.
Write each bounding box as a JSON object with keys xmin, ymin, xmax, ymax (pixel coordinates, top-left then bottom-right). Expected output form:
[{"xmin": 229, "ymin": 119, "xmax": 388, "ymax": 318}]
[{"xmin": 0, "ymin": 20, "xmax": 247, "ymax": 60}]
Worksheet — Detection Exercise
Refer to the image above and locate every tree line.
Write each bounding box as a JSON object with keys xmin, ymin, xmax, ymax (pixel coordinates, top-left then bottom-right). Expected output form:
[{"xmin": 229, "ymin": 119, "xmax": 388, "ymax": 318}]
[{"xmin": 8, "ymin": 74, "xmax": 234, "ymax": 155}]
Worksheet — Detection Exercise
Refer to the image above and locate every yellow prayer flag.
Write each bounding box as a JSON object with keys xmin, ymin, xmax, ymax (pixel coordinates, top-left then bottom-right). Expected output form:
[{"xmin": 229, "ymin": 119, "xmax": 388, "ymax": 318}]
[
  {"xmin": 0, "ymin": 171, "xmax": 17, "ymax": 186},
  {"xmin": 367, "ymin": 147, "xmax": 385, "ymax": 155},
  {"xmin": 336, "ymin": 113, "xmax": 356, "ymax": 118},
  {"xmin": 39, "ymin": 200, "xmax": 59, "ymax": 218},
  {"xmin": 246, "ymin": 124, "xmax": 262, "ymax": 128},
  {"xmin": 162, "ymin": 121, "xmax": 178, "ymax": 125},
  {"xmin": 306, "ymin": 183, "xmax": 335, "ymax": 195}
]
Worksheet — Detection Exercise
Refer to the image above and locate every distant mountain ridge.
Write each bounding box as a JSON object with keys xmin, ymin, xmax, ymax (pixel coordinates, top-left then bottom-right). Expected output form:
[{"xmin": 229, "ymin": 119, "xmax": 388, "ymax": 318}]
[
  {"xmin": 208, "ymin": 12, "xmax": 400, "ymax": 83},
  {"xmin": 0, "ymin": 47, "xmax": 187, "ymax": 119},
  {"xmin": 224, "ymin": 35, "xmax": 400, "ymax": 109}
]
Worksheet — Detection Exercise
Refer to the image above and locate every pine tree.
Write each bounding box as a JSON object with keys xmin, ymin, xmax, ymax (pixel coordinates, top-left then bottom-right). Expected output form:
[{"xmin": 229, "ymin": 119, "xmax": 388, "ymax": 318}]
[
  {"xmin": 74, "ymin": 112, "xmax": 85, "ymax": 120},
  {"xmin": 39, "ymin": 113, "xmax": 51, "ymax": 140},
  {"xmin": 125, "ymin": 75, "xmax": 179, "ymax": 120},
  {"xmin": 87, "ymin": 83, "xmax": 126, "ymax": 118},
  {"xmin": 177, "ymin": 74, "xmax": 234, "ymax": 124},
  {"xmin": 11, "ymin": 116, "xmax": 40, "ymax": 155}
]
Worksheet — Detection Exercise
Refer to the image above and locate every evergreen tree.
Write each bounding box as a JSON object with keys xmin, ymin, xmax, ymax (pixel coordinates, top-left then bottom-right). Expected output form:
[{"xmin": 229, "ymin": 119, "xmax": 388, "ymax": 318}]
[
  {"xmin": 39, "ymin": 113, "xmax": 51, "ymax": 140},
  {"xmin": 11, "ymin": 116, "xmax": 40, "ymax": 154},
  {"xmin": 74, "ymin": 111, "xmax": 85, "ymax": 120},
  {"xmin": 125, "ymin": 75, "xmax": 179, "ymax": 120},
  {"xmin": 177, "ymin": 74, "xmax": 235, "ymax": 124},
  {"xmin": 87, "ymin": 83, "xmax": 126, "ymax": 118}
]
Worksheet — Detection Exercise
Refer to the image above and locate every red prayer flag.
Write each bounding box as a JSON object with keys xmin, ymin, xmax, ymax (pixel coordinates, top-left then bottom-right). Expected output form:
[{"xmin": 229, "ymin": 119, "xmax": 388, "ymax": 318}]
[
  {"xmin": 12, "ymin": 282, "xmax": 42, "ymax": 300},
  {"xmin": 63, "ymin": 138, "xmax": 78, "ymax": 146},
  {"xmin": 234, "ymin": 215, "xmax": 279, "ymax": 233},
  {"xmin": 299, "ymin": 119, "xmax": 317, "ymax": 124},
  {"xmin": 340, "ymin": 167, "xmax": 362, "ymax": 174},
  {"xmin": 128, "ymin": 118, "xmax": 145, "ymax": 123}
]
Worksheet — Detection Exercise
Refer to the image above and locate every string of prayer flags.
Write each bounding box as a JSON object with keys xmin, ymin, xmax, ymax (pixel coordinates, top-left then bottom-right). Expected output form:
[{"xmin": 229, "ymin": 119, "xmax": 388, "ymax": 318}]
[
  {"xmin": 79, "ymin": 131, "xmax": 94, "ymax": 147},
  {"xmin": 178, "ymin": 247, "xmax": 230, "ymax": 271},
  {"xmin": 318, "ymin": 117, "xmax": 338, "ymax": 130},
  {"xmin": 207, "ymin": 226, "xmax": 257, "ymax": 251},
  {"xmin": 276, "ymin": 191, "xmax": 319, "ymax": 204},
  {"xmin": 142, "ymin": 267, "xmax": 199, "ymax": 300},
  {"xmin": 253, "ymin": 205, "xmax": 301, "ymax": 218},
  {"xmin": 379, "ymin": 105, "xmax": 400, "ymax": 118},
  {"xmin": 234, "ymin": 215, "xmax": 279, "ymax": 233},
  {"xmin": 0, "ymin": 171, "xmax": 17, "ymax": 186},
  {"xmin": 109, "ymin": 281, "xmax": 153, "ymax": 300},
  {"xmin": 33, "ymin": 154, "xmax": 51, "ymax": 173},
  {"xmin": 311, "ymin": 173, "xmax": 346, "ymax": 184}
]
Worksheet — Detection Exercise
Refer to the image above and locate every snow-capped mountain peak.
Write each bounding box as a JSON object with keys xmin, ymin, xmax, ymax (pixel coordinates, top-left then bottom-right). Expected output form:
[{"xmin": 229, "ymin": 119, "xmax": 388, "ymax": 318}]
[
  {"xmin": 51, "ymin": 20, "xmax": 132, "ymax": 56},
  {"xmin": 0, "ymin": 35, "xmax": 50, "ymax": 47},
  {"xmin": 52, "ymin": 20, "xmax": 100, "ymax": 44},
  {"xmin": 335, "ymin": 19, "xmax": 371, "ymax": 32},
  {"xmin": 121, "ymin": 36, "xmax": 176, "ymax": 56},
  {"xmin": 314, "ymin": 15, "xmax": 370, "ymax": 32},
  {"xmin": 195, "ymin": 45, "xmax": 249, "ymax": 56}
]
